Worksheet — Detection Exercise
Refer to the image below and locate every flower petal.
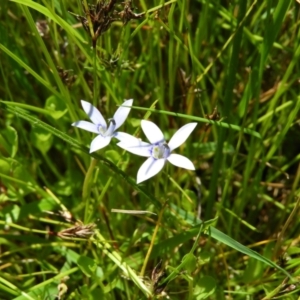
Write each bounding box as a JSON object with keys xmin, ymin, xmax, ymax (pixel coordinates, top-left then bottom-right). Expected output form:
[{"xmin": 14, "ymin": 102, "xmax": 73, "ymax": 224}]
[
  {"xmin": 113, "ymin": 99, "xmax": 133, "ymax": 130},
  {"xmin": 89, "ymin": 135, "xmax": 112, "ymax": 153},
  {"xmin": 117, "ymin": 139, "xmax": 152, "ymax": 157},
  {"xmin": 141, "ymin": 120, "xmax": 164, "ymax": 144},
  {"xmin": 114, "ymin": 131, "xmax": 139, "ymax": 142},
  {"xmin": 167, "ymin": 153, "xmax": 195, "ymax": 170},
  {"xmin": 168, "ymin": 123, "xmax": 197, "ymax": 151},
  {"xmin": 72, "ymin": 120, "xmax": 99, "ymax": 134},
  {"xmin": 81, "ymin": 100, "xmax": 107, "ymax": 127},
  {"xmin": 137, "ymin": 157, "xmax": 165, "ymax": 183}
]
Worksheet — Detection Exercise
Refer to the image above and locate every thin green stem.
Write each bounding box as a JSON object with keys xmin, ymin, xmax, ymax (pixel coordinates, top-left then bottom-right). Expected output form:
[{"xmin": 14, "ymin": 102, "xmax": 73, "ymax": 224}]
[
  {"xmin": 273, "ymin": 196, "xmax": 300, "ymax": 260},
  {"xmin": 188, "ymin": 277, "xmax": 194, "ymax": 300},
  {"xmin": 140, "ymin": 203, "xmax": 166, "ymax": 277},
  {"xmin": 94, "ymin": 231, "xmax": 152, "ymax": 297},
  {"xmin": 82, "ymin": 0, "xmax": 95, "ymax": 42},
  {"xmin": 93, "ymin": 46, "xmax": 98, "ymax": 106},
  {"xmin": 0, "ymin": 220, "xmax": 48, "ymax": 235},
  {"xmin": 83, "ymin": 158, "xmax": 98, "ymax": 223}
]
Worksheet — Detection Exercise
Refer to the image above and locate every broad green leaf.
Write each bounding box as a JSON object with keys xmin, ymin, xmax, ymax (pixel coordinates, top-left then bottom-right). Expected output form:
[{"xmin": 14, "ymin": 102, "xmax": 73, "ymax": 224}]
[
  {"xmin": 198, "ymin": 251, "xmax": 211, "ymax": 265},
  {"xmin": 18, "ymin": 198, "xmax": 58, "ymax": 220},
  {"xmin": 0, "ymin": 157, "xmax": 36, "ymax": 196},
  {"xmin": 3, "ymin": 204, "xmax": 20, "ymax": 223},
  {"xmin": 105, "ymin": 150, "xmax": 121, "ymax": 165},
  {"xmin": 0, "ymin": 157, "xmax": 10, "ymax": 175},
  {"xmin": 0, "ymin": 126, "xmax": 18, "ymax": 157},
  {"xmin": 242, "ymin": 258, "xmax": 264, "ymax": 283},
  {"xmin": 194, "ymin": 276, "xmax": 216, "ymax": 299},
  {"xmin": 77, "ymin": 255, "xmax": 98, "ymax": 278},
  {"xmin": 287, "ymin": 247, "xmax": 300, "ymax": 255},
  {"xmin": 51, "ymin": 180, "xmax": 74, "ymax": 197},
  {"xmin": 45, "ymin": 95, "xmax": 67, "ymax": 120},
  {"xmin": 181, "ymin": 189, "xmax": 196, "ymax": 211},
  {"xmin": 30, "ymin": 126, "xmax": 53, "ymax": 154},
  {"xmin": 79, "ymin": 286, "xmax": 105, "ymax": 300},
  {"xmin": 55, "ymin": 248, "xmax": 103, "ymax": 279},
  {"xmin": 182, "ymin": 253, "xmax": 197, "ymax": 274}
]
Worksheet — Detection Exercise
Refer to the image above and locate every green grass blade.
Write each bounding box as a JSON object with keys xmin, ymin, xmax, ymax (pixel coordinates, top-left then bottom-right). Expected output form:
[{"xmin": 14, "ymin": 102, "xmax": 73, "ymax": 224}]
[
  {"xmin": 0, "ymin": 43, "xmax": 62, "ymax": 99},
  {"xmin": 130, "ymin": 105, "xmax": 261, "ymax": 138}
]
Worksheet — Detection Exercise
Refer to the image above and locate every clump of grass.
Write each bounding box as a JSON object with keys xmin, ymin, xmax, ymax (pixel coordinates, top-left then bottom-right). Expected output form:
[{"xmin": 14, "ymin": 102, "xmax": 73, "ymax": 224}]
[{"xmin": 0, "ymin": 0, "xmax": 300, "ymax": 299}]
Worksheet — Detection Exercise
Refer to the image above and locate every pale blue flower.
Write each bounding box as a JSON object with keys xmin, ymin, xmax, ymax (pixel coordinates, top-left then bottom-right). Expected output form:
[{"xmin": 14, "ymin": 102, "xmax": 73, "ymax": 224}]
[
  {"xmin": 117, "ymin": 120, "xmax": 197, "ymax": 183},
  {"xmin": 72, "ymin": 99, "xmax": 133, "ymax": 153}
]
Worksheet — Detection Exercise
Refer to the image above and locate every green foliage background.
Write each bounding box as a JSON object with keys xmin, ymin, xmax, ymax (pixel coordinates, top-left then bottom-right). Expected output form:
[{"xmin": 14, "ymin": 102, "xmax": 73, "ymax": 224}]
[{"xmin": 0, "ymin": 0, "xmax": 300, "ymax": 299}]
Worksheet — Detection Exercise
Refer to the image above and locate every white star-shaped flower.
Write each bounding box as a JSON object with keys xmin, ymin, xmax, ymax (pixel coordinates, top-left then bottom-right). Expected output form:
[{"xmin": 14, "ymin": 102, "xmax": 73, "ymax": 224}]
[
  {"xmin": 72, "ymin": 99, "xmax": 133, "ymax": 153},
  {"xmin": 117, "ymin": 120, "xmax": 197, "ymax": 183}
]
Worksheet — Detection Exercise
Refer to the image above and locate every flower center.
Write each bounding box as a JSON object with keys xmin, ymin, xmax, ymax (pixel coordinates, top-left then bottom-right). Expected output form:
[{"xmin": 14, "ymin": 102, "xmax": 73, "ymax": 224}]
[
  {"xmin": 97, "ymin": 119, "xmax": 116, "ymax": 137},
  {"xmin": 97, "ymin": 124, "xmax": 107, "ymax": 135},
  {"xmin": 151, "ymin": 142, "xmax": 170, "ymax": 159}
]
